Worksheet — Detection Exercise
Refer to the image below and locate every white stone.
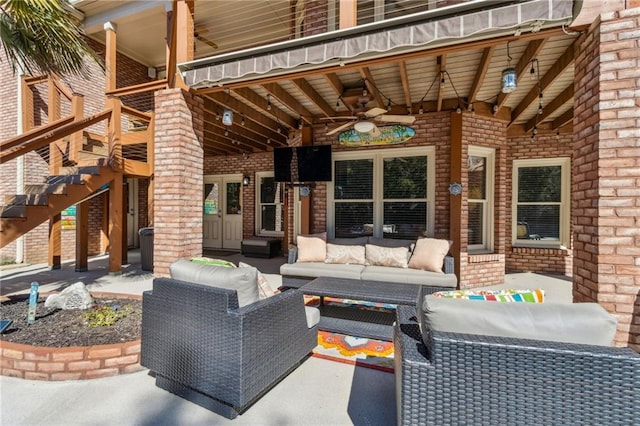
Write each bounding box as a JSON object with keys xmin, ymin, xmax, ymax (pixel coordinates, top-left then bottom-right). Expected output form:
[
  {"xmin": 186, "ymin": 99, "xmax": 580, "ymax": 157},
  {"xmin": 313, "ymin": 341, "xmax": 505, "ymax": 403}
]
[{"xmin": 45, "ymin": 282, "xmax": 94, "ymax": 310}]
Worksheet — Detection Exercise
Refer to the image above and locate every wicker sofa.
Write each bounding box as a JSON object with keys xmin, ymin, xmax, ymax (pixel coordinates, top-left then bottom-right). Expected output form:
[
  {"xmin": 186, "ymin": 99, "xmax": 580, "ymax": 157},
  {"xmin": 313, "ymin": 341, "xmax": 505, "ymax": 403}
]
[
  {"xmin": 141, "ymin": 261, "xmax": 318, "ymax": 419},
  {"xmin": 280, "ymin": 236, "xmax": 457, "ymax": 289},
  {"xmin": 394, "ymin": 287, "xmax": 640, "ymax": 425}
]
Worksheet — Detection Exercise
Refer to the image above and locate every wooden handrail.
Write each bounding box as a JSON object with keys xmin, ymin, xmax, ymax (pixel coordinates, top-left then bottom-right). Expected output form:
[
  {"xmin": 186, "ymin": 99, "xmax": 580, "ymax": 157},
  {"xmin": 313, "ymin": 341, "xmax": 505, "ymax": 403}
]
[
  {"xmin": 1, "ymin": 115, "xmax": 75, "ymax": 151},
  {"xmin": 24, "ymin": 75, "xmax": 48, "ymax": 85},
  {"xmin": 105, "ymin": 79, "xmax": 168, "ymax": 97},
  {"xmin": 0, "ymin": 109, "xmax": 112, "ymax": 164},
  {"xmin": 121, "ymin": 105, "xmax": 152, "ymax": 122}
]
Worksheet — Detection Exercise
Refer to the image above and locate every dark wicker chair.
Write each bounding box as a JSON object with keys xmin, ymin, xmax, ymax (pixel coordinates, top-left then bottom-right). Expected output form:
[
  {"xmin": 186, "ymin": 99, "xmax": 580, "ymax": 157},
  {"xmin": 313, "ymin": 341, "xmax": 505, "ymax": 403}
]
[
  {"xmin": 141, "ymin": 277, "xmax": 318, "ymax": 419},
  {"xmin": 394, "ymin": 305, "xmax": 640, "ymax": 426}
]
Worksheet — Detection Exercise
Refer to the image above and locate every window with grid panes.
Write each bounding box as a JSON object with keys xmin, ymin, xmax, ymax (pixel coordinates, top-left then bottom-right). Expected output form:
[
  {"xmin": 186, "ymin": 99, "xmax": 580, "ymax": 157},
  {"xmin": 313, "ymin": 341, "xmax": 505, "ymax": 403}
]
[
  {"xmin": 468, "ymin": 146, "xmax": 494, "ymax": 252},
  {"xmin": 512, "ymin": 158, "xmax": 570, "ymax": 247},
  {"xmin": 257, "ymin": 172, "xmax": 284, "ymax": 236},
  {"xmin": 330, "ymin": 147, "xmax": 435, "ymax": 239}
]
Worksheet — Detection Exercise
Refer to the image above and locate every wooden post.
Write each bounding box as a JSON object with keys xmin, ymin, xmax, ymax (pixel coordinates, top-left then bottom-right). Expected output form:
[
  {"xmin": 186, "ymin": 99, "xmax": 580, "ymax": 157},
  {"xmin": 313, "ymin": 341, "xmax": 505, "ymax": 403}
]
[
  {"xmin": 450, "ymin": 112, "xmax": 463, "ymax": 287},
  {"xmin": 104, "ymin": 22, "xmax": 117, "ymax": 92},
  {"xmin": 147, "ymin": 114, "xmax": 155, "ymax": 225},
  {"xmin": 339, "ymin": 0, "xmax": 357, "ymax": 29},
  {"xmin": 75, "ymin": 201, "xmax": 88, "ymax": 271},
  {"xmin": 69, "ymin": 94, "xmax": 84, "ymax": 164},
  {"xmin": 107, "ymin": 97, "xmax": 123, "ymax": 274},
  {"xmin": 300, "ymin": 127, "xmax": 312, "ymax": 234},
  {"xmin": 48, "ymin": 78, "xmax": 62, "ymax": 270}
]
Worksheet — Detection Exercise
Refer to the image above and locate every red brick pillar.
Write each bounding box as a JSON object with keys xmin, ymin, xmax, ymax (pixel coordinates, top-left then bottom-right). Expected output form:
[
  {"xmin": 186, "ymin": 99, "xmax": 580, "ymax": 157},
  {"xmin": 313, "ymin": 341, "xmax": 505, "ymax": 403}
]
[
  {"xmin": 573, "ymin": 7, "xmax": 640, "ymax": 351},
  {"xmin": 153, "ymin": 88, "xmax": 204, "ymax": 277}
]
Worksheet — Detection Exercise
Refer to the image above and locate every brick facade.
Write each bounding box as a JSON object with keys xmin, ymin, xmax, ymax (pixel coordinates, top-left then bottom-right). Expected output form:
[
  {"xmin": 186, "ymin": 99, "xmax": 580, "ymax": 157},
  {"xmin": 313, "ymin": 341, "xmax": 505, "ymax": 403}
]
[
  {"xmin": 573, "ymin": 7, "xmax": 640, "ymax": 350},
  {"xmin": 153, "ymin": 88, "xmax": 204, "ymax": 277}
]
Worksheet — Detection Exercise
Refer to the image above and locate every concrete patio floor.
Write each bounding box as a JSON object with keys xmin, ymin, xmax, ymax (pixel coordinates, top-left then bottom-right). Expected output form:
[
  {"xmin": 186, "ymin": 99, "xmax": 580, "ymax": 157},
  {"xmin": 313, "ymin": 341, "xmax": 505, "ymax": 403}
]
[{"xmin": 0, "ymin": 250, "xmax": 572, "ymax": 425}]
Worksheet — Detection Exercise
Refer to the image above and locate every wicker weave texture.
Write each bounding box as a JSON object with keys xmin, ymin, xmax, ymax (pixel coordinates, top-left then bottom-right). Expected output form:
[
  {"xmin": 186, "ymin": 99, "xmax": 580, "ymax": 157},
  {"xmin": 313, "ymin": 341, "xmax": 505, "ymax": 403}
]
[
  {"xmin": 394, "ymin": 305, "xmax": 640, "ymax": 426},
  {"xmin": 141, "ymin": 278, "xmax": 317, "ymax": 418}
]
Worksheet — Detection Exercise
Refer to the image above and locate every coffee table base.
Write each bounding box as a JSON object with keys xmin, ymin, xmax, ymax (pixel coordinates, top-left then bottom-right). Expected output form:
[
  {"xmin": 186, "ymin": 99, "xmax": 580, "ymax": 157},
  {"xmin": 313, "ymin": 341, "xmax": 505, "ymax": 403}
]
[{"xmin": 317, "ymin": 304, "xmax": 395, "ymax": 341}]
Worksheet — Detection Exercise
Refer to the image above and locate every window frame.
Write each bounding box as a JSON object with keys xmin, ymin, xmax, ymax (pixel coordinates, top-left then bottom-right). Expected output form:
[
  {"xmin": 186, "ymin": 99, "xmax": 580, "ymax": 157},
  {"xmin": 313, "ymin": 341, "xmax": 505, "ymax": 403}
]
[
  {"xmin": 511, "ymin": 157, "xmax": 570, "ymax": 248},
  {"xmin": 467, "ymin": 146, "xmax": 495, "ymax": 253},
  {"xmin": 255, "ymin": 171, "xmax": 285, "ymax": 237},
  {"xmin": 327, "ymin": 146, "xmax": 436, "ymax": 239}
]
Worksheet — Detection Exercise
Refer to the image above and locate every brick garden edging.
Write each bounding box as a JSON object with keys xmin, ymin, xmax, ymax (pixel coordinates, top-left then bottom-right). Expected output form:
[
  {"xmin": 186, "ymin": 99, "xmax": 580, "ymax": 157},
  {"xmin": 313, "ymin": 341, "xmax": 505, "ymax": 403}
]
[{"xmin": 0, "ymin": 292, "xmax": 144, "ymax": 381}]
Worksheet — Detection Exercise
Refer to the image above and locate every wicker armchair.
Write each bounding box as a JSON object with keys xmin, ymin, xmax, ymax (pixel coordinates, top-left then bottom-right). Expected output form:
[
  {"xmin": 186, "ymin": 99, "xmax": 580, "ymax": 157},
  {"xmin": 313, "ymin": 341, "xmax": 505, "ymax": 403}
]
[
  {"xmin": 394, "ymin": 305, "xmax": 640, "ymax": 426},
  {"xmin": 141, "ymin": 277, "xmax": 318, "ymax": 419}
]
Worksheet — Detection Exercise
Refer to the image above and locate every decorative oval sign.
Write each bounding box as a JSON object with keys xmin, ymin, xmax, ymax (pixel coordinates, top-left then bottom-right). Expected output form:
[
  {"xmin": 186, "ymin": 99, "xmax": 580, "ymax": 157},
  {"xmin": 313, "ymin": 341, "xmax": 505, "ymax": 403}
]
[{"xmin": 338, "ymin": 125, "xmax": 416, "ymax": 147}]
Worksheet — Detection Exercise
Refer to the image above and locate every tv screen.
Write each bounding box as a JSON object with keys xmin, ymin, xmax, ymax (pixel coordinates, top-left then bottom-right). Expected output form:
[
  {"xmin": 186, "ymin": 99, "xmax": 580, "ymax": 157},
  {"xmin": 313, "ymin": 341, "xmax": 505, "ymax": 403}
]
[
  {"xmin": 273, "ymin": 147, "xmax": 293, "ymax": 182},
  {"xmin": 297, "ymin": 145, "xmax": 332, "ymax": 182}
]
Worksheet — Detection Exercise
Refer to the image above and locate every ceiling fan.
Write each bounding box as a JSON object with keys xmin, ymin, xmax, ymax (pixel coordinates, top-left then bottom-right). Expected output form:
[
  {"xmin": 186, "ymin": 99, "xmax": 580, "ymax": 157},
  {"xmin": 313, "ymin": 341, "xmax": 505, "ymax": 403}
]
[
  {"xmin": 194, "ymin": 28, "xmax": 218, "ymax": 50},
  {"xmin": 326, "ymin": 107, "xmax": 416, "ymax": 136}
]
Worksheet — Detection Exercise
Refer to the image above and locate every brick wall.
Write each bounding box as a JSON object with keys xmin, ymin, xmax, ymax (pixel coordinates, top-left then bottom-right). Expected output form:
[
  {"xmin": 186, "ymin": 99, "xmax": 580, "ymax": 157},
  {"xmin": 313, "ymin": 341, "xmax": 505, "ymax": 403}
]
[
  {"xmin": 302, "ymin": 0, "xmax": 329, "ymax": 37},
  {"xmin": 153, "ymin": 88, "xmax": 204, "ymax": 277},
  {"xmin": 573, "ymin": 7, "xmax": 640, "ymax": 351}
]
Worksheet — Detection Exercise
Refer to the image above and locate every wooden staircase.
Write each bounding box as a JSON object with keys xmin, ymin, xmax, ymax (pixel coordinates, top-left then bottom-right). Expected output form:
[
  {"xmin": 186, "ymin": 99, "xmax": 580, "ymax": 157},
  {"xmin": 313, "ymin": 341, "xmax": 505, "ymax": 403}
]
[{"xmin": 0, "ymin": 164, "xmax": 115, "ymax": 247}]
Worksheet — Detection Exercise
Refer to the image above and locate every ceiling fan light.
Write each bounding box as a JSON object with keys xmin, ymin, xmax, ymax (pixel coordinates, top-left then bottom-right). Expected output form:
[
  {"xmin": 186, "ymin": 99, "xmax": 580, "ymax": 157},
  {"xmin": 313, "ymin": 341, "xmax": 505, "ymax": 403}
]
[
  {"xmin": 501, "ymin": 67, "xmax": 517, "ymax": 93},
  {"xmin": 354, "ymin": 121, "xmax": 375, "ymax": 133}
]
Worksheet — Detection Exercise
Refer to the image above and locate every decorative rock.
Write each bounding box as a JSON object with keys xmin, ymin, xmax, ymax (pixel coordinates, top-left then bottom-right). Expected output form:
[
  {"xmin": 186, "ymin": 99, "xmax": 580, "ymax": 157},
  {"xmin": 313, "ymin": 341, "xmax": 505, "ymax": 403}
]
[{"xmin": 45, "ymin": 282, "xmax": 94, "ymax": 310}]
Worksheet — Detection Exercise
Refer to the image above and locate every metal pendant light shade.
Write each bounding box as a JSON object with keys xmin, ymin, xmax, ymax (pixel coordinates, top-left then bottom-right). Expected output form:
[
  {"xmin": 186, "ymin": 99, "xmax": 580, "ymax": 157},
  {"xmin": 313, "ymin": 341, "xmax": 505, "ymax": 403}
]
[{"xmin": 501, "ymin": 67, "xmax": 517, "ymax": 93}]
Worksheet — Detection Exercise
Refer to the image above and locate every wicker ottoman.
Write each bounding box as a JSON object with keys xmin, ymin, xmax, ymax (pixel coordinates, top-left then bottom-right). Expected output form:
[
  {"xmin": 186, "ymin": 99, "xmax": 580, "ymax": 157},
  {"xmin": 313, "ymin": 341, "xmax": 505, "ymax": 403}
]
[{"xmin": 241, "ymin": 238, "xmax": 282, "ymax": 258}]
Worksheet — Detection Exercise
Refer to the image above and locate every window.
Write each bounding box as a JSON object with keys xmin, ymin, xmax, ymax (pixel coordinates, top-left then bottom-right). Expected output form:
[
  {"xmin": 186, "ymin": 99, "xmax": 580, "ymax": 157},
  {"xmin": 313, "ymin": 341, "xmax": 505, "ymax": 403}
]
[
  {"xmin": 256, "ymin": 172, "xmax": 285, "ymax": 236},
  {"xmin": 512, "ymin": 158, "xmax": 570, "ymax": 247},
  {"xmin": 329, "ymin": 147, "xmax": 435, "ymax": 239},
  {"xmin": 468, "ymin": 146, "xmax": 494, "ymax": 252}
]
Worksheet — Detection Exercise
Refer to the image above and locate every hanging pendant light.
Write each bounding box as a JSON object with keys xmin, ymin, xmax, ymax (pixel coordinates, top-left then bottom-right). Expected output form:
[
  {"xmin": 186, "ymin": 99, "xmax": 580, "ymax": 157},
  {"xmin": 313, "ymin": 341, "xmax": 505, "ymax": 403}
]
[{"xmin": 501, "ymin": 41, "xmax": 517, "ymax": 93}]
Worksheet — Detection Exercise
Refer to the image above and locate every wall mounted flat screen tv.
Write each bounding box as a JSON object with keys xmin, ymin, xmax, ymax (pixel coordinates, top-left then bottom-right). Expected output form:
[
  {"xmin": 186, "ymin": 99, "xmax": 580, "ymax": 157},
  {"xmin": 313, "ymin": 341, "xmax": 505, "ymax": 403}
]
[
  {"xmin": 273, "ymin": 147, "xmax": 293, "ymax": 182},
  {"xmin": 296, "ymin": 145, "xmax": 332, "ymax": 182}
]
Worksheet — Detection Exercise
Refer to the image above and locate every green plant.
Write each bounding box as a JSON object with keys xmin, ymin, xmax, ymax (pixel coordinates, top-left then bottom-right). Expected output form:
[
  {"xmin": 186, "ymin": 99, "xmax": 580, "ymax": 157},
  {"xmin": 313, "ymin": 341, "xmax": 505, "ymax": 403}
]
[{"xmin": 83, "ymin": 304, "xmax": 135, "ymax": 328}]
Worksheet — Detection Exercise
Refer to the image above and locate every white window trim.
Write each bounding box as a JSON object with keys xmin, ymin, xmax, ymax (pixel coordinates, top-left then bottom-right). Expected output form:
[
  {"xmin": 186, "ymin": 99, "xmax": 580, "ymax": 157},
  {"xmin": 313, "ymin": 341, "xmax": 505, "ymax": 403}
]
[
  {"xmin": 511, "ymin": 157, "xmax": 570, "ymax": 248},
  {"xmin": 255, "ymin": 171, "xmax": 285, "ymax": 237},
  {"xmin": 327, "ymin": 146, "xmax": 436, "ymax": 239},
  {"xmin": 468, "ymin": 146, "xmax": 495, "ymax": 253}
]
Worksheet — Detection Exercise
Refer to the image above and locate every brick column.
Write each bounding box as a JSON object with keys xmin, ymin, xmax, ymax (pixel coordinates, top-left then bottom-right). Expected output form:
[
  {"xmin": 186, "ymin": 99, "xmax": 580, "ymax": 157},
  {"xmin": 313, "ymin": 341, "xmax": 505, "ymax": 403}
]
[
  {"xmin": 153, "ymin": 88, "xmax": 204, "ymax": 277},
  {"xmin": 573, "ymin": 7, "xmax": 640, "ymax": 351}
]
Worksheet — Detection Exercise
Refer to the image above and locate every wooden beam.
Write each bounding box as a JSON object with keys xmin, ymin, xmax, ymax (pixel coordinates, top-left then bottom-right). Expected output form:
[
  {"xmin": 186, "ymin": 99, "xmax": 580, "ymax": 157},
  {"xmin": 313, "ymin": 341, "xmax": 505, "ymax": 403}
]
[
  {"xmin": 234, "ymin": 87, "xmax": 297, "ymax": 129},
  {"xmin": 324, "ymin": 72, "xmax": 354, "ymax": 114},
  {"xmin": 147, "ymin": 114, "xmax": 155, "ymax": 226},
  {"xmin": 48, "ymin": 78, "xmax": 62, "ymax": 176},
  {"xmin": 166, "ymin": 6, "xmax": 177, "ymax": 88},
  {"xmin": 262, "ymin": 82, "xmax": 313, "ymax": 121},
  {"xmin": 398, "ymin": 61, "xmax": 413, "ymax": 113},
  {"xmin": 1, "ymin": 115, "xmax": 74, "ymax": 151},
  {"xmin": 203, "ymin": 97, "xmax": 287, "ymax": 144},
  {"xmin": 552, "ymin": 107, "xmax": 573, "ymax": 130},
  {"xmin": 108, "ymin": 171, "xmax": 123, "ymax": 274},
  {"xmin": 291, "ymin": 78, "xmax": 336, "ymax": 118},
  {"xmin": 467, "ymin": 46, "xmax": 494, "ymax": 108},
  {"xmin": 359, "ymin": 68, "xmax": 385, "ymax": 109},
  {"xmin": 122, "ymin": 132, "xmax": 149, "ymax": 145},
  {"xmin": 496, "ymin": 38, "xmax": 546, "ymax": 110},
  {"xmin": 203, "ymin": 116, "xmax": 279, "ymax": 151},
  {"xmin": 524, "ymin": 83, "xmax": 573, "ymax": 133},
  {"xmin": 175, "ymin": 0, "xmax": 194, "ymax": 64},
  {"xmin": 123, "ymin": 159, "xmax": 152, "ymax": 177},
  {"xmin": 69, "ymin": 94, "xmax": 84, "ymax": 163},
  {"xmin": 107, "ymin": 97, "xmax": 123, "ymax": 170},
  {"xmin": 510, "ymin": 43, "xmax": 575, "ymax": 126},
  {"xmin": 106, "ymin": 79, "xmax": 168, "ymax": 98}
]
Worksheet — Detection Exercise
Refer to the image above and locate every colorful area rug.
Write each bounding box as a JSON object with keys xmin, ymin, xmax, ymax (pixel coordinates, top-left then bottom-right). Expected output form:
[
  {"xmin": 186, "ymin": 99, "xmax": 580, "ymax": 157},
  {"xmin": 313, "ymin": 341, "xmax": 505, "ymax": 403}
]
[{"xmin": 305, "ymin": 296, "xmax": 395, "ymax": 373}]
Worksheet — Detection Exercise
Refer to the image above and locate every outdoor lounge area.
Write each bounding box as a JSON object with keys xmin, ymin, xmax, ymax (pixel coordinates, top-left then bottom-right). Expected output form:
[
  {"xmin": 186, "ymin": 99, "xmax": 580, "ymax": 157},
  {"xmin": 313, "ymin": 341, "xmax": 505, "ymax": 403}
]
[{"xmin": 2, "ymin": 251, "xmax": 638, "ymax": 425}]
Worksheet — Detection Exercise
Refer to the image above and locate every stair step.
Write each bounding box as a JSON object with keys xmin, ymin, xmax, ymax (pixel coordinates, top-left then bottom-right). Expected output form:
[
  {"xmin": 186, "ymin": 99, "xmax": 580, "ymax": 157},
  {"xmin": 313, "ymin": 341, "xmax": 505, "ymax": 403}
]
[
  {"xmin": 1, "ymin": 205, "xmax": 26, "ymax": 218},
  {"xmin": 4, "ymin": 194, "xmax": 48, "ymax": 206},
  {"xmin": 24, "ymin": 183, "xmax": 67, "ymax": 195}
]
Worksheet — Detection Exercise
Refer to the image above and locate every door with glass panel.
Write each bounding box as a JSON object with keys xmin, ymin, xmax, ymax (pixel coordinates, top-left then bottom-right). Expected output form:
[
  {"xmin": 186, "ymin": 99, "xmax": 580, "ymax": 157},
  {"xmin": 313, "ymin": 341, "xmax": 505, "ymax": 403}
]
[{"xmin": 204, "ymin": 175, "xmax": 243, "ymax": 249}]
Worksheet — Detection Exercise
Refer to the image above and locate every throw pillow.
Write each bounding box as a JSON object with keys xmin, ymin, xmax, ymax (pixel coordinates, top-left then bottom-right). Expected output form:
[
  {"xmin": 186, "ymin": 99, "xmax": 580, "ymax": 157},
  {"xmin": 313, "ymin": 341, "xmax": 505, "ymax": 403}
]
[
  {"xmin": 296, "ymin": 232, "xmax": 327, "ymax": 262},
  {"xmin": 238, "ymin": 261, "xmax": 279, "ymax": 299},
  {"xmin": 169, "ymin": 259, "xmax": 259, "ymax": 307},
  {"xmin": 190, "ymin": 257, "xmax": 236, "ymax": 268},
  {"xmin": 365, "ymin": 244, "xmax": 409, "ymax": 268},
  {"xmin": 408, "ymin": 238, "xmax": 450, "ymax": 273},
  {"xmin": 325, "ymin": 243, "xmax": 366, "ymax": 265},
  {"xmin": 432, "ymin": 289, "xmax": 545, "ymax": 303}
]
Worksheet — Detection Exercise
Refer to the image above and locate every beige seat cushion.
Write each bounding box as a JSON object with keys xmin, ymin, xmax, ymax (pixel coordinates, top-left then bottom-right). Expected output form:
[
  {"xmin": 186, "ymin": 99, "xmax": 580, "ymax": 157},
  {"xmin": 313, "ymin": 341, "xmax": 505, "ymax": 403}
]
[
  {"xmin": 296, "ymin": 232, "xmax": 327, "ymax": 262},
  {"xmin": 408, "ymin": 238, "xmax": 450, "ymax": 272}
]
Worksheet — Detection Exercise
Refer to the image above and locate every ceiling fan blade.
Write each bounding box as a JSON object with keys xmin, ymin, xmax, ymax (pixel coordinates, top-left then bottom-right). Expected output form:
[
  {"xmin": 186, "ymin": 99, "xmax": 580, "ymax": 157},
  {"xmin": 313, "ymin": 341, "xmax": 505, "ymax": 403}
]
[
  {"xmin": 375, "ymin": 114, "xmax": 416, "ymax": 124},
  {"xmin": 327, "ymin": 121, "xmax": 355, "ymax": 135},
  {"xmin": 368, "ymin": 125, "xmax": 381, "ymax": 137},
  {"xmin": 364, "ymin": 107, "xmax": 388, "ymax": 118}
]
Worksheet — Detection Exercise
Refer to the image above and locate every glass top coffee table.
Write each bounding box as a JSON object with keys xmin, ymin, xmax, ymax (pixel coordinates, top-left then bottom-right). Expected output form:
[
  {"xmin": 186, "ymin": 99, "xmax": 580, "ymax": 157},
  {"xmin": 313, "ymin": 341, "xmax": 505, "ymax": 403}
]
[{"xmin": 301, "ymin": 277, "xmax": 448, "ymax": 341}]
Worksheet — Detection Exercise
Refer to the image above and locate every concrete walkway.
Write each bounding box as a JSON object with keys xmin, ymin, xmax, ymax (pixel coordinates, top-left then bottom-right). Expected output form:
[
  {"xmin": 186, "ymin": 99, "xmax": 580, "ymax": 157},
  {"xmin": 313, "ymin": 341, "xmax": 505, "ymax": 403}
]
[{"xmin": 0, "ymin": 251, "xmax": 573, "ymax": 425}]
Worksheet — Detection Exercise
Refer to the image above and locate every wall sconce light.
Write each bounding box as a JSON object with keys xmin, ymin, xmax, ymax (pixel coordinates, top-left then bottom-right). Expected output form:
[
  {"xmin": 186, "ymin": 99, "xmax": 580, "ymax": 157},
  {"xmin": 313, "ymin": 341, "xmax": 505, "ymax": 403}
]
[
  {"xmin": 501, "ymin": 41, "xmax": 517, "ymax": 93},
  {"xmin": 222, "ymin": 109, "xmax": 233, "ymax": 126},
  {"xmin": 242, "ymin": 175, "xmax": 250, "ymax": 186}
]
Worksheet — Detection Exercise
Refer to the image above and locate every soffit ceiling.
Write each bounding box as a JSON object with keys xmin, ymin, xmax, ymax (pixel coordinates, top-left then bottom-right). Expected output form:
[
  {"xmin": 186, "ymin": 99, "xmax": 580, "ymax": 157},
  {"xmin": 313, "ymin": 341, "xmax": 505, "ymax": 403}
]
[{"xmin": 72, "ymin": 1, "xmax": 580, "ymax": 156}]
